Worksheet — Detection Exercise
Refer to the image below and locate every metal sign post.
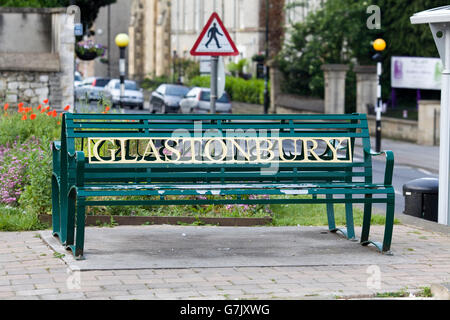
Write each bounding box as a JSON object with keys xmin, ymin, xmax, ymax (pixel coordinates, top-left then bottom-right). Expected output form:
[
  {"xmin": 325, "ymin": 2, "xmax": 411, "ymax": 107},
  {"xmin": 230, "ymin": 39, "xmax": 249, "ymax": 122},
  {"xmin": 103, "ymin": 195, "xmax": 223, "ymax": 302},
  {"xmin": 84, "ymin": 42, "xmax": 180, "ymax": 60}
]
[
  {"xmin": 372, "ymin": 38, "xmax": 386, "ymax": 153},
  {"xmin": 210, "ymin": 56, "xmax": 219, "ymax": 114},
  {"xmin": 190, "ymin": 12, "xmax": 239, "ymax": 114},
  {"xmin": 411, "ymin": 6, "xmax": 450, "ymax": 226}
]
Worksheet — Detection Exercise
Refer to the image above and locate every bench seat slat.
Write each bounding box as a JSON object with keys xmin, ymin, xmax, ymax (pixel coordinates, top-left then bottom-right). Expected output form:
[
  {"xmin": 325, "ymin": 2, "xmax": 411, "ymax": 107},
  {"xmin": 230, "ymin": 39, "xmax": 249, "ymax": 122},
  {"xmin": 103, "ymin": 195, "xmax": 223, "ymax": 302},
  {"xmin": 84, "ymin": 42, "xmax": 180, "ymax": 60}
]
[{"xmin": 77, "ymin": 184, "xmax": 392, "ymax": 197}]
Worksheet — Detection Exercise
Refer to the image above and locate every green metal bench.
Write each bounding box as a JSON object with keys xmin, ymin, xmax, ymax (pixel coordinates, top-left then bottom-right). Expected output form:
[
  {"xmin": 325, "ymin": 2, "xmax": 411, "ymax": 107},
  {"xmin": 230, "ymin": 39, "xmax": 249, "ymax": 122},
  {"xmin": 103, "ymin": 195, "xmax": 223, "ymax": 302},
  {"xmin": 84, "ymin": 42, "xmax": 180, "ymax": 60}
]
[{"xmin": 51, "ymin": 113, "xmax": 395, "ymax": 259}]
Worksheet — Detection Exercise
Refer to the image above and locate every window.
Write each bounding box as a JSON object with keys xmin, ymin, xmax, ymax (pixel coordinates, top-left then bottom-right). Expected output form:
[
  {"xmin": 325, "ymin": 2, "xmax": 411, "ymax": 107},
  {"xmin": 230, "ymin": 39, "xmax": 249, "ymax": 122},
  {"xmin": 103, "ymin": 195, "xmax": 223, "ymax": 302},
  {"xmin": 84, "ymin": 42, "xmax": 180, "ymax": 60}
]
[
  {"xmin": 166, "ymin": 86, "xmax": 190, "ymax": 97},
  {"xmin": 114, "ymin": 81, "xmax": 139, "ymax": 90},
  {"xmin": 200, "ymin": 91, "xmax": 229, "ymax": 103}
]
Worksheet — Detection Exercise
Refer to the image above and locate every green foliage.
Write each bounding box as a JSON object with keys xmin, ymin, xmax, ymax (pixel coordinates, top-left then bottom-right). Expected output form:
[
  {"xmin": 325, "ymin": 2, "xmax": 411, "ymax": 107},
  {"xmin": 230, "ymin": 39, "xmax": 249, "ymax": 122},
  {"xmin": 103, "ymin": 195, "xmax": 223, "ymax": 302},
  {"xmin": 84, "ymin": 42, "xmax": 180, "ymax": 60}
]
[
  {"xmin": 277, "ymin": 0, "xmax": 377, "ymax": 98},
  {"xmin": 0, "ymin": 110, "xmax": 59, "ymax": 145},
  {"xmin": 227, "ymin": 59, "xmax": 249, "ymax": 77},
  {"xmin": 277, "ymin": 0, "xmax": 449, "ymax": 103},
  {"xmin": 141, "ymin": 75, "xmax": 171, "ymax": 91},
  {"xmin": 269, "ymin": 195, "xmax": 397, "ymax": 226},
  {"xmin": 0, "ymin": 205, "xmax": 46, "ymax": 231},
  {"xmin": 0, "ymin": 0, "xmax": 116, "ymax": 32},
  {"xmin": 0, "ymin": 107, "xmax": 60, "ymax": 216},
  {"xmin": 19, "ymin": 142, "xmax": 53, "ymax": 214},
  {"xmin": 189, "ymin": 75, "xmax": 268, "ymax": 105}
]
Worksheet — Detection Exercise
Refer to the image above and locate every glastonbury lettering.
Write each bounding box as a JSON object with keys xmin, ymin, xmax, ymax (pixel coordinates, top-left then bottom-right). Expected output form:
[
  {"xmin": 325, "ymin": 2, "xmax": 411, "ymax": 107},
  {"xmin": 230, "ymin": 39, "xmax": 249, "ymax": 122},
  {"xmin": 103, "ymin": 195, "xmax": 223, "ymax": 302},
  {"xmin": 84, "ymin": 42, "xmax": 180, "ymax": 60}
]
[{"xmin": 87, "ymin": 137, "xmax": 352, "ymax": 164}]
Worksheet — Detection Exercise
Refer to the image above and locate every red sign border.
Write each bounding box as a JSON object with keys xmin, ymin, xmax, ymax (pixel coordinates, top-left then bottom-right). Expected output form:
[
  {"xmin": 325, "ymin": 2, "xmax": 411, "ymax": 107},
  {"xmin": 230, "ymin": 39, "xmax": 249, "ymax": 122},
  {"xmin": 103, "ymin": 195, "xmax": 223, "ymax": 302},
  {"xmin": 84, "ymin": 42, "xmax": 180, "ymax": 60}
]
[{"xmin": 190, "ymin": 12, "xmax": 239, "ymax": 56}]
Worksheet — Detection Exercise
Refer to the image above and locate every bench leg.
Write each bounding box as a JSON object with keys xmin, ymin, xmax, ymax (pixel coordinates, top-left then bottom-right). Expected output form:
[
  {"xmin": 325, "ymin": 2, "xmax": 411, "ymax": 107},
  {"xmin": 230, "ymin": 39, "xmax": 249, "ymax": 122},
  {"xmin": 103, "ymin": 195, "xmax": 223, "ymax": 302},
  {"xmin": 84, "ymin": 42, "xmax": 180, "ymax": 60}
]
[
  {"xmin": 66, "ymin": 189, "xmax": 76, "ymax": 247},
  {"xmin": 74, "ymin": 198, "xmax": 86, "ymax": 259},
  {"xmin": 361, "ymin": 193, "xmax": 395, "ymax": 255},
  {"xmin": 51, "ymin": 175, "xmax": 61, "ymax": 240},
  {"xmin": 326, "ymin": 194, "xmax": 336, "ymax": 231},
  {"xmin": 66, "ymin": 189, "xmax": 86, "ymax": 260},
  {"xmin": 360, "ymin": 194, "xmax": 372, "ymax": 244},
  {"xmin": 344, "ymin": 194, "xmax": 356, "ymax": 241},
  {"xmin": 382, "ymin": 193, "xmax": 395, "ymax": 254}
]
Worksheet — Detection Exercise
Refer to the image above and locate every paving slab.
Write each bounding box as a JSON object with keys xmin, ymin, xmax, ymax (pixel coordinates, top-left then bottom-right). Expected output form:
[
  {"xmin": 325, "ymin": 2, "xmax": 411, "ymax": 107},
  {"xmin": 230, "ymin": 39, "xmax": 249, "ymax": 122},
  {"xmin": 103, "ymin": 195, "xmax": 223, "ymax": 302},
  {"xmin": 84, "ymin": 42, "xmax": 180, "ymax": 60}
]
[{"xmin": 40, "ymin": 225, "xmax": 411, "ymax": 271}]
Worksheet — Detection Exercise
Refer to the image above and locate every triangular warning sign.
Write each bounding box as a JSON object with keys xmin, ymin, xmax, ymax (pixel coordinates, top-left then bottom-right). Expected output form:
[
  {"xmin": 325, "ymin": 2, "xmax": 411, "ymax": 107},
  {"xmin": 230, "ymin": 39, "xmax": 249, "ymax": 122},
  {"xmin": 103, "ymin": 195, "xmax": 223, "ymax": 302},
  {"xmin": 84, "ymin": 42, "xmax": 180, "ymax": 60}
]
[{"xmin": 190, "ymin": 12, "xmax": 239, "ymax": 56}]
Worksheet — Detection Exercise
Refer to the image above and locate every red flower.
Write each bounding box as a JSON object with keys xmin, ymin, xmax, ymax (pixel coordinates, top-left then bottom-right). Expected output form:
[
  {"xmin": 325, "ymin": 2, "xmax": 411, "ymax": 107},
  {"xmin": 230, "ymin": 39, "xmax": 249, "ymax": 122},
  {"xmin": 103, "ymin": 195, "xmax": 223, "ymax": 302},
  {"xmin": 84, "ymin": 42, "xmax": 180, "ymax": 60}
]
[
  {"xmin": 21, "ymin": 114, "xmax": 27, "ymax": 120},
  {"xmin": 30, "ymin": 114, "xmax": 37, "ymax": 120},
  {"xmin": 18, "ymin": 102, "xmax": 24, "ymax": 109},
  {"xmin": 3, "ymin": 103, "xmax": 9, "ymax": 111},
  {"xmin": 105, "ymin": 106, "xmax": 110, "ymax": 112},
  {"xmin": 64, "ymin": 105, "xmax": 70, "ymax": 111},
  {"xmin": 43, "ymin": 99, "xmax": 49, "ymax": 104},
  {"xmin": 52, "ymin": 110, "xmax": 58, "ymax": 117},
  {"xmin": 37, "ymin": 105, "xmax": 42, "ymax": 110}
]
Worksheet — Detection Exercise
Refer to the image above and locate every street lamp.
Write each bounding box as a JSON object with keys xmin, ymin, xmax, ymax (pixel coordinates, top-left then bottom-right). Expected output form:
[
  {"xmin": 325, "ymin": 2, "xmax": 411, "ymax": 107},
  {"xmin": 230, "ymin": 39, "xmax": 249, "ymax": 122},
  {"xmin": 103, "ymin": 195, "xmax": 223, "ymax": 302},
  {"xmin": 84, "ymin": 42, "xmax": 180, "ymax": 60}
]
[
  {"xmin": 115, "ymin": 33, "xmax": 130, "ymax": 110},
  {"xmin": 372, "ymin": 38, "xmax": 386, "ymax": 153}
]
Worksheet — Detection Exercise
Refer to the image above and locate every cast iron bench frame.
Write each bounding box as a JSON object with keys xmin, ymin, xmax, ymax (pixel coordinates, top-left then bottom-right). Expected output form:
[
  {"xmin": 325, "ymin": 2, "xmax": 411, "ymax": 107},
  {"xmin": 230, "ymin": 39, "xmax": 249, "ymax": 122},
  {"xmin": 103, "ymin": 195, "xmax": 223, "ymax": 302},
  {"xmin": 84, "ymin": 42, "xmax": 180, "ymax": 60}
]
[{"xmin": 51, "ymin": 113, "xmax": 395, "ymax": 259}]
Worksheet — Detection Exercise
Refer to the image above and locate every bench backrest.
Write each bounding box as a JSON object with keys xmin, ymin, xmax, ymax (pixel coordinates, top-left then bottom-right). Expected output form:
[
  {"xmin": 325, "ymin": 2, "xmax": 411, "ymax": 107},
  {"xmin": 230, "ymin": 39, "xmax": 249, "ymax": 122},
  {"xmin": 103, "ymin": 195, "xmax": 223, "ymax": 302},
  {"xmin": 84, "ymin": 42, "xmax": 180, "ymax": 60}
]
[{"xmin": 59, "ymin": 113, "xmax": 373, "ymax": 186}]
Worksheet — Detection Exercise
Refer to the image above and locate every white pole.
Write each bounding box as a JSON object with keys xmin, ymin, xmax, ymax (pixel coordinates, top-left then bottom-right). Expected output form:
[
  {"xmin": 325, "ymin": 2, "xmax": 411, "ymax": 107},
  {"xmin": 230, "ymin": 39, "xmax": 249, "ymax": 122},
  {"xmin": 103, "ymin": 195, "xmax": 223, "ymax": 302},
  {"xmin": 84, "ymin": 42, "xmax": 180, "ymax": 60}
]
[{"xmin": 438, "ymin": 28, "xmax": 450, "ymax": 225}]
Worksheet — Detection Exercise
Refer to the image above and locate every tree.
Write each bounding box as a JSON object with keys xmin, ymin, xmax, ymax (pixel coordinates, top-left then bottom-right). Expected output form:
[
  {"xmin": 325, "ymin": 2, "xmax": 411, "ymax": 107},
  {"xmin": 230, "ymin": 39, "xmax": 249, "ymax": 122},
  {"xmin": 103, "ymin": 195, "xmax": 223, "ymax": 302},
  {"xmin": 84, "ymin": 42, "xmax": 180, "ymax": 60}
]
[
  {"xmin": 277, "ymin": 0, "xmax": 376, "ymax": 98},
  {"xmin": 277, "ymin": 0, "xmax": 449, "ymax": 103},
  {"xmin": 0, "ymin": 0, "xmax": 116, "ymax": 34}
]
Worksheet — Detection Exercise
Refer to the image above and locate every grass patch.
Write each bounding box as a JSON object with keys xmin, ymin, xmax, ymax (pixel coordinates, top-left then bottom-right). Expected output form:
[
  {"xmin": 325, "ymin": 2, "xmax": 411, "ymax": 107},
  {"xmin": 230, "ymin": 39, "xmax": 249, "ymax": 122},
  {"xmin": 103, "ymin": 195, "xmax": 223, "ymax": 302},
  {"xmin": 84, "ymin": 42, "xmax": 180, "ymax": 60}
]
[
  {"xmin": 269, "ymin": 196, "xmax": 398, "ymax": 226},
  {"xmin": 375, "ymin": 290, "xmax": 409, "ymax": 298},
  {"xmin": 0, "ymin": 205, "xmax": 47, "ymax": 231},
  {"xmin": 1, "ymin": 195, "xmax": 400, "ymax": 231}
]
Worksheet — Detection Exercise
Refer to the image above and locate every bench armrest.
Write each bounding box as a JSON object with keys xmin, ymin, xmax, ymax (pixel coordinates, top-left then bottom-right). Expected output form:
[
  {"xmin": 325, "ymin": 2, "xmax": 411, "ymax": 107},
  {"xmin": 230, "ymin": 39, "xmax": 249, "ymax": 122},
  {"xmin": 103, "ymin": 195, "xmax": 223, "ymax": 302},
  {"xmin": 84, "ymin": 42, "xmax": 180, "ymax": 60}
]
[
  {"xmin": 68, "ymin": 151, "xmax": 86, "ymax": 187},
  {"xmin": 364, "ymin": 149, "xmax": 394, "ymax": 185},
  {"xmin": 52, "ymin": 141, "xmax": 62, "ymax": 176}
]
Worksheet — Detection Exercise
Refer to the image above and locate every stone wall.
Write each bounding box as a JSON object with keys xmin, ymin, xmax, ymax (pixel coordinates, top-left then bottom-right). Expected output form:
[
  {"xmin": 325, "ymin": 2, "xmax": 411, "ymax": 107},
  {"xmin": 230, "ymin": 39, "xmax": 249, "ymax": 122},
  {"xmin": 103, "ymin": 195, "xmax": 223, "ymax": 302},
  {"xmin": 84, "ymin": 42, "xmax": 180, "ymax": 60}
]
[
  {"xmin": 0, "ymin": 72, "xmax": 52, "ymax": 106},
  {"xmin": 0, "ymin": 7, "xmax": 74, "ymax": 110},
  {"xmin": 367, "ymin": 115, "xmax": 418, "ymax": 143}
]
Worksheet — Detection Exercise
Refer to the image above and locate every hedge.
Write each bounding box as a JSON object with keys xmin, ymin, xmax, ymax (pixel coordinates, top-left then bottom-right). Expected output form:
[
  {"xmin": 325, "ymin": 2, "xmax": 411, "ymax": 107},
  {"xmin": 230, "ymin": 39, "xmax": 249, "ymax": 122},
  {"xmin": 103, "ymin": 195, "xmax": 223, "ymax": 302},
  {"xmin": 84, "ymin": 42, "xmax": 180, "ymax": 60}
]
[{"xmin": 189, "ymin": 76, "xmax": 269, "ymax": 105}]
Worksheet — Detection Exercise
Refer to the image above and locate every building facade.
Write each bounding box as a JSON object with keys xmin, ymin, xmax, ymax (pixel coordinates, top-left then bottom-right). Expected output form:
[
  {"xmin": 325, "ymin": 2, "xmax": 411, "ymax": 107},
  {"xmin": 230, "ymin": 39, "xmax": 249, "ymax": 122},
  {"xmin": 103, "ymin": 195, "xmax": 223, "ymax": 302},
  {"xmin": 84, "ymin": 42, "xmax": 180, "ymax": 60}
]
[
  {"xmin": 124, "ymin": 0, "xmax": 324, "ymax": 81},
  {"xmin": 128, "ymin": 0, "xmax": 171, "ymax": 80}
]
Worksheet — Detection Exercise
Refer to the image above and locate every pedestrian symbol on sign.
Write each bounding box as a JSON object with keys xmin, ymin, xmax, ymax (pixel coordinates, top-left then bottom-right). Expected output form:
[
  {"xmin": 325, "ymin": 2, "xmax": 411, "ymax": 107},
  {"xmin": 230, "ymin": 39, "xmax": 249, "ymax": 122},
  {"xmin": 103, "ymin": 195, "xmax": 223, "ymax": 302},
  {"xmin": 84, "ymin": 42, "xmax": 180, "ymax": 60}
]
[{"xmin": 205, "ymin": 23, "xmax": 224, "ymax": 49}]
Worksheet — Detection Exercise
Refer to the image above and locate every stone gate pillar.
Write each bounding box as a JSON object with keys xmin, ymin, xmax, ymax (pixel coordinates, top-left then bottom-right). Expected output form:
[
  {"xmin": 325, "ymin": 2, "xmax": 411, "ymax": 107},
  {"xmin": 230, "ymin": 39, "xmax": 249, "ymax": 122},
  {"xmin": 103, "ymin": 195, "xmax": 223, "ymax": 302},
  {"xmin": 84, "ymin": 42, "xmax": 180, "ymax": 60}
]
[
  {"xmin": 321, "ymin": 64, "xmax": 349, "ymax": 114},
  {"xmin": 354, "ymin": 65, "xmax": 377, "ymax": 114}
]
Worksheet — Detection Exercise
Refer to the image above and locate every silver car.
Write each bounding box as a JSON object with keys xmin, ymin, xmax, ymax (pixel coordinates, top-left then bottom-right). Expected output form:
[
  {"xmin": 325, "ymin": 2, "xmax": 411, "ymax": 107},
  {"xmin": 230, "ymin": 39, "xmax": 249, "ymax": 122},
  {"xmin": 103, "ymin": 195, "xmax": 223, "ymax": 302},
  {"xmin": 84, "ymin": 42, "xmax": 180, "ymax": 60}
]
[
  {"xmin": 102, "ymin": 79, "xmax": 144, "ymax": 109},
  {"xmin": 179, "ymin": 87, "xmax": 232, "ymax": 114},
  {"xmin": 75, "ymin": 77, "xmax": 111, "ymax": 102}
]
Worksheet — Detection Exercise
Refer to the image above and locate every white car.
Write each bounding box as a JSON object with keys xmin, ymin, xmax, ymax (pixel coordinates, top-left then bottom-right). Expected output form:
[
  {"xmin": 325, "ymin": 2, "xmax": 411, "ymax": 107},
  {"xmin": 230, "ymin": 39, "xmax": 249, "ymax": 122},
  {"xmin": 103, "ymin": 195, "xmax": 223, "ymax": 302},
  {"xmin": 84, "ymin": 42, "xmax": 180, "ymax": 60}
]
[
  {"xmin": 179, "ymin": 87, "xmax": 232, "ymax": 114},
  {"xmin": 75, "ymin": 77, "xmax": 111, "ymax": 102},
  {"xmin": 102, "ymin": 79, "xmax": 144, "ymax": 110},
  {"xmin": 74, "ymin": 72, "xmax": 83, "ymax": 87}
]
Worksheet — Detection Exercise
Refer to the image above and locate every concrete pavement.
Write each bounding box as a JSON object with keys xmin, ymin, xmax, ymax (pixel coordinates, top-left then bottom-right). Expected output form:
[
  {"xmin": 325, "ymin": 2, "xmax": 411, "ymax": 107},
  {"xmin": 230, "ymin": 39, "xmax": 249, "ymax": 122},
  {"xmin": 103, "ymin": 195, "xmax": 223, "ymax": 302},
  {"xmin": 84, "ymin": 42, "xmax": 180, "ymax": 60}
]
[{"xmin": 0, "ymin": 222, "xmax": 448, "ymax": 300}]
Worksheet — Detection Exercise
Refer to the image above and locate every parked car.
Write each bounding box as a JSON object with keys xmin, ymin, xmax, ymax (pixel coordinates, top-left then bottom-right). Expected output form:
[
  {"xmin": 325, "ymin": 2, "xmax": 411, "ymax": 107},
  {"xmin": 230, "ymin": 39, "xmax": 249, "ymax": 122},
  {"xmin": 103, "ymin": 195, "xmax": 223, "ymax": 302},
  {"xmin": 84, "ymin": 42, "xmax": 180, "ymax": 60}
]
[
  {"xmin": 74, "ymin": 72, "xmax": 83, "ymax": 87},
  {"xmin": 149, "ymin": 84, "xmax": 190, "ymax": 113},
  {"xmin": 102, "ymin": 79, "xmax": 144, "ymax": 109},
  {"xmin": 75, "ymin": 77, "xmax": 110, "ymax": 102},
  {"xmin": 179, "ymin": 87, "xmax": 232, "ymax": 114}
]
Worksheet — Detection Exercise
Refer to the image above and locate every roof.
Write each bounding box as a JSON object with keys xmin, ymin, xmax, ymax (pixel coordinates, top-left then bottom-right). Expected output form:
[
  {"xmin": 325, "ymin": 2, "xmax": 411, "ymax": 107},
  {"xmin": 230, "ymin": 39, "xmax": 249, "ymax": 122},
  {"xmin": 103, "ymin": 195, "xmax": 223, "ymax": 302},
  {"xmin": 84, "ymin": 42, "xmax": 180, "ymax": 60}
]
[{"xmin": 411, "ymin": 5, "xmax": 450, "ymax": 24}]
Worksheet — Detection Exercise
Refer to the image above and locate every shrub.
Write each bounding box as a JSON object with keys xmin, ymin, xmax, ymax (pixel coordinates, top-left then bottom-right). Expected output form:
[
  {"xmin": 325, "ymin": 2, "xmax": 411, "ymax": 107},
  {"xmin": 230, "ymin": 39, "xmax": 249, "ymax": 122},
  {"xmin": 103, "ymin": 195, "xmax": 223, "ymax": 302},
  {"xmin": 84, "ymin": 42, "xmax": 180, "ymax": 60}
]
[
  {"xmin": 188, "ymin": 75, "xmax": 269, "ymax": 105},
  {"xmin": 0, "ymin": 102, "xmax": 61, "ymax": 216}
]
